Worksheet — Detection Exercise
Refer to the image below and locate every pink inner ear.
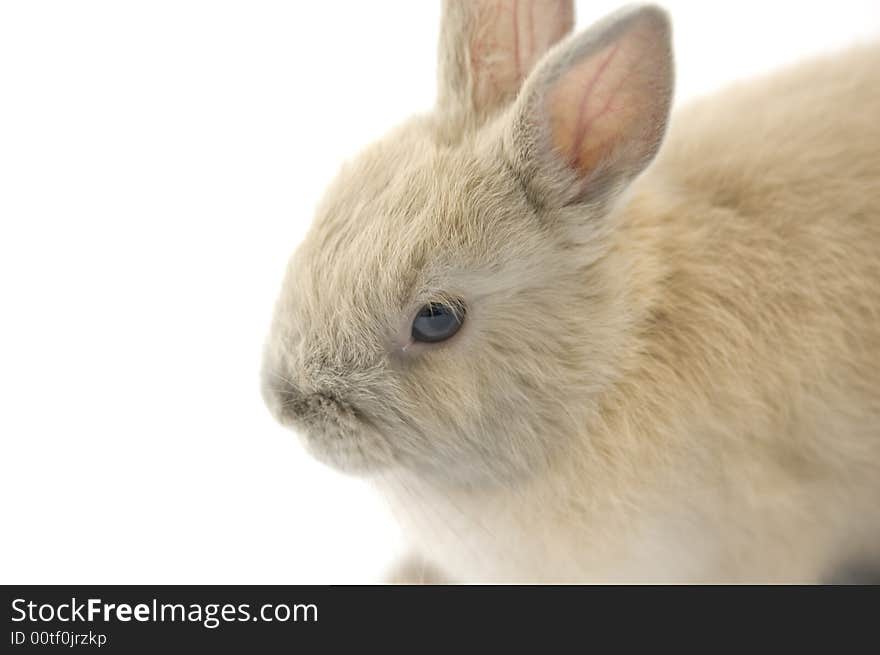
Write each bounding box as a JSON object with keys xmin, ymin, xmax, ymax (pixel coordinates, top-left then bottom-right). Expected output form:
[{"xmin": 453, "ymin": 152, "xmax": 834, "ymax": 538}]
[
  {"xmin": 546, "ymin": 21, "xmax": 661, "ymax": 178},
  {"xmin": 469, "ymin": 0, "xmax": 574, "ymax": 115}
]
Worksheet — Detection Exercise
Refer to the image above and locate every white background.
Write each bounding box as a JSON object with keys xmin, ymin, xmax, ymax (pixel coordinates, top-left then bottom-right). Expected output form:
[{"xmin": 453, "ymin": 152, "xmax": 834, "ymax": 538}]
[{"xmin": 1, "ymin": 1, "xmax": 878, "ymax": 583}]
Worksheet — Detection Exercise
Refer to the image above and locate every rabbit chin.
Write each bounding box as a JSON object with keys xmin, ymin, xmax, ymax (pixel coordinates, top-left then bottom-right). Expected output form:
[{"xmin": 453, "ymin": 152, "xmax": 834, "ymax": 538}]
[
  {"xmin": 294, "ymin": 422, "xmax": 397, "ymax": 476},
  {"xmin": 294, "ymin": 415, "xmax": 548, "ymax": 485}
]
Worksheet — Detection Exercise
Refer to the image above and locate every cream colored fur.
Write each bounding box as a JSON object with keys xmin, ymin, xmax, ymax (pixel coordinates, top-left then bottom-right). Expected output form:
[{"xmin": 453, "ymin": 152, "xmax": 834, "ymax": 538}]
[{"xmin": 263, "ymin": 2, "xmax": 880, "ymax": 582}]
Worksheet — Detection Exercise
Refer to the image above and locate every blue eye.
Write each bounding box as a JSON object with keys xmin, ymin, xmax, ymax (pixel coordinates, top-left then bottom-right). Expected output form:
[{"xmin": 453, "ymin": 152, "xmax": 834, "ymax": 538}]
[{"xmin": 411, "ymin": 301, "xmax": 466, "ymax": 343}]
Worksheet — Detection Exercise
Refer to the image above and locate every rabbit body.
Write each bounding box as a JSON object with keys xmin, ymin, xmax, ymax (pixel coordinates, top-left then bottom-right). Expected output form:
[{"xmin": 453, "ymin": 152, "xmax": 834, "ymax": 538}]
[{"xmin": 263, "ymin": 3, "xmax": 880, "ymax": 582}]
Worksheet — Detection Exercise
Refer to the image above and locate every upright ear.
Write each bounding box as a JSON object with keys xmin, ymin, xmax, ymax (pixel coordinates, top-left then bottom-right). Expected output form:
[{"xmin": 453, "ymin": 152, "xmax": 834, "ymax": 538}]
[
  {"xmin": 504, "ymin": 5, "xmax": 674, "ymax": 209},
  {"xmin": 437, "ymin": 0, "xmax": 575, "ymax": 126}
]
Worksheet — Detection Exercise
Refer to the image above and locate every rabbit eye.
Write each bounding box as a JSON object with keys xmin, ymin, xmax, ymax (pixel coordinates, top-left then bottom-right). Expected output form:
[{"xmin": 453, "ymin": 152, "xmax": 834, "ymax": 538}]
[{"xmin": 411, "ymin": 301, "xmax": 466, "ymax": 343}]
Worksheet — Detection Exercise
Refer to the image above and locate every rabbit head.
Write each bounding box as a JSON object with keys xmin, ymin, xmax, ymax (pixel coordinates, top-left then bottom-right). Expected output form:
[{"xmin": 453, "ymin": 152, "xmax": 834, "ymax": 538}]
[{"xmin": 263, "ymin": 2, "xmax": 674, "ymax": 484}]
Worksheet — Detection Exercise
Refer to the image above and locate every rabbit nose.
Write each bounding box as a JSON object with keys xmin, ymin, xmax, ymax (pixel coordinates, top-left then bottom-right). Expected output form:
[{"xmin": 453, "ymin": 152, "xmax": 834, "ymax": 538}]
[{"xmin": 261, "ymin": 364, "xmax": 347, "ymax": 427}]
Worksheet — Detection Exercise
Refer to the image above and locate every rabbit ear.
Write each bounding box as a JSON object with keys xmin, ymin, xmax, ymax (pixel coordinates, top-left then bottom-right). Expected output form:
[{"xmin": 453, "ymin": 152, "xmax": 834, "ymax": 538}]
[
  {"xmin": 437, "ymin": 0, "xmax": 575, "ymax": 125},
  {"xmin": 504, "ymin": 5, "xmax": 673, "ymax": 208}
]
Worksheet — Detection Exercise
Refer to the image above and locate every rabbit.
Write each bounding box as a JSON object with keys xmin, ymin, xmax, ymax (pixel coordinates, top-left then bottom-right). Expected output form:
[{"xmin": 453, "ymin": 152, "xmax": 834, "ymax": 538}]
[{"xmin": 261, "ymin": 0, "xmax": 880, "ymax": 583}]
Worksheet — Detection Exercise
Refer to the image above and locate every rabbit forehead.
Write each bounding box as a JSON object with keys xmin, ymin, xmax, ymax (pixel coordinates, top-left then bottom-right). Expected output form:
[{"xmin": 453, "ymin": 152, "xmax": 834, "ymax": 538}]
[{"xmin": 291, "ymin": 121, "xmax": 548, "ymax": 321}]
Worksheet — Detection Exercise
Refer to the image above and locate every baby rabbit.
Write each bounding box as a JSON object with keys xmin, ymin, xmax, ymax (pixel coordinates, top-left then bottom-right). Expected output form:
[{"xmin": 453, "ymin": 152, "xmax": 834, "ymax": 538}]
[{"xmin": 262, "ymin": 1, "xmax": 880, "ymax": 582}]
